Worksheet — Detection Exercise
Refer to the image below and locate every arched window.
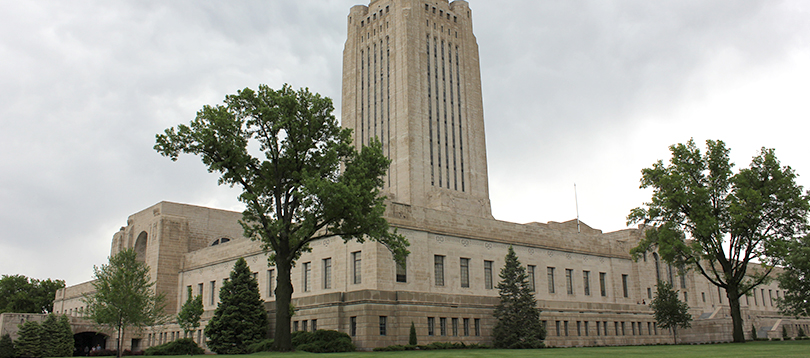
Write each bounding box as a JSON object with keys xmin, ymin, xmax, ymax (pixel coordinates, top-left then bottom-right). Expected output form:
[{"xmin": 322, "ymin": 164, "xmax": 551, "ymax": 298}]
[
  {"xmin": 135, "ymin": 231, "xmax": 148, "ymax": 263},
  {"xmin": 211, "ymin": 238, "xmax": 231, "ymax": 246}
]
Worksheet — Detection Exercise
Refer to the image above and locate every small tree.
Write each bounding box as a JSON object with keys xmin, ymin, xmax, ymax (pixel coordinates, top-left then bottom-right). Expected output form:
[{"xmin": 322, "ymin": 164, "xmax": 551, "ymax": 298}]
[
  {"xmin": 204, "ymin": 258, "xmax": 267, "ymax": 354},
  {"xmin": 15, "ymin": 321, "xmax": 42, "ymax": 358},
  {"xmin": 493, "ymin": 246, "xmax": 545, "ymax": 349},
  {"xmin": 751, "ymin": 324, "xmax": 758, "ymax": 340},
  {"xmin": 0, "ymin": 334, "xmax": 14, "ymax": 358},
  {"xmin": 83, "ymin": 249, "xmax": 167, "ymax": 357},
  {"xmin": 798, "ymin": 326, "xmax": 806, "ymax": 337},
  {"xmin": 782, "ymin": 325, "xmax": 789, "ymax": 340},
  {"xmin": 177, "ymin": 286, "xmax": 204, "ymax": 338},
  {"xmin": 408, "ymin": 322, "xmax": 417, "ymax": 346},
  {"xmin": 650, "ymin": 280, "xmax": 692, "ymax": 344},
  {"xmin": 41, "ymin": 313, "xmax": 72, "ymax": 357}
]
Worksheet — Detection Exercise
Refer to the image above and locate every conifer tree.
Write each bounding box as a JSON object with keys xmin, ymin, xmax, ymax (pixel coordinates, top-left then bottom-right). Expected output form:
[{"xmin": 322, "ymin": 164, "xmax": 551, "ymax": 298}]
[
  {"xmin": 177, "ymin": 286, "xmax": 204, "ymax": 338},
  {"xmin": 408, "ymin": 322, "xmax": 417, "ymax": 345},
  {"xmin": 15, "ymin": 320, "xmax": 43, "ymax": 358},
  {"xmin": 0, "ymin": 334, "xmax": 14, "ymax": 358},
  {"xmin": 56, "ymin": 315, "xmax": 74, "ymax": 357},
  {"xmin": 650, "ymin": 280, "xmax": 692, "ymax": 344},
  {"xmin": 493, "ymin": 246, "xmax": 545, "ymax": 349},
  {"xmin": 204, "ymin": 258, "xmax": 267, "ymax": 354},
  {"xmin": 41, "ymin": 313, "xmax": 60, "ymax": 357}
]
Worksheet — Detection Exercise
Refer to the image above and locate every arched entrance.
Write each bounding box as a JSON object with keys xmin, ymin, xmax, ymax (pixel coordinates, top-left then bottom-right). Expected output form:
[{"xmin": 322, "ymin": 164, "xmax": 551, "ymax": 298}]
[{"xmin": 73, "ymin": 331, "xmax": 109, "ymax": 356}]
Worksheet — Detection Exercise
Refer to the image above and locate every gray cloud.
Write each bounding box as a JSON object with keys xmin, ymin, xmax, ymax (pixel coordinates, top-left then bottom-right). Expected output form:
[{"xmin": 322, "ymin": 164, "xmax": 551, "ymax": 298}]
[{"xmin": 1, "ymin": 0, "xmax": 808, "ymax": 285}]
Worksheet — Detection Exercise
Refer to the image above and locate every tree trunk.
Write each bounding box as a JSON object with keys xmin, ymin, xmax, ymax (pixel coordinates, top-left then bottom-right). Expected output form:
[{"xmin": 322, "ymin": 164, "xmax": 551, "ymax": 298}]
[
  {"xmin": 274, "ymin": 260, "xmax": 294, "ymax": 351},
  {"xmin": 117, "ymin": 325, "xmax": 124, "ymax": 357},
  {"xmin": 673, "ymin": 327, "xmax": 678, "ymax": 345},
  {"xmin": 727, "ymin": 285, "xmax": 745, "ymax": 343}
]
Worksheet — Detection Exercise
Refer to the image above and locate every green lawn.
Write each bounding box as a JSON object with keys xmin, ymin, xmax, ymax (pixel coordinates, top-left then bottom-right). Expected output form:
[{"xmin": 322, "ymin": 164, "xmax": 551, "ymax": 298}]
[{"xmin": 182, "ymin": 340, "xmax": 810, "ymax": 358}]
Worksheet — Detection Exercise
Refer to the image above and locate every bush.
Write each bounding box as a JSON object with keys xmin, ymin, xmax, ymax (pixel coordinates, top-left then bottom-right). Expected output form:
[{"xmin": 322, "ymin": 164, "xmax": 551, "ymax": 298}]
[
  {"xmin": 144, "ymin": 339, "xmax": 204, "ymax": 356},
  {"xmin": 782, "ymin": 326, "xmax": 789, "ymax": 339},
  {"xmin": 121, "ymin": 350, "xmax": 144, "ymax": 356},
  {"xmin": 246, "ymin": 339, "xmax": 275, "ymax": 353},
  {"xmin": 798, "ymin": 327, "xmax": 806, "ymax": 338},
  {"xmin": 751, "ymin": 324, "xmax": 758, "ymax": 340},
  {"xmin": 292, "ymin": 330, "xmax": 354, "ymax": 353},
  {"xmin": 0, "ymin": 334, "xmax": 14, "ymax": 358},
  {"xmin": 373, "ymin": 345, "xmax": 417, "ymax": 352}
]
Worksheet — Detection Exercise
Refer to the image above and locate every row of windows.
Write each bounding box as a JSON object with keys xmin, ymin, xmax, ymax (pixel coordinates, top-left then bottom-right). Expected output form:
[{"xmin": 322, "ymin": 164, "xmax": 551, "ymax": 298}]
[
  {"xmin": 147, "ymin": 330, "xmax": 204, "ymax": 348},
  {"xmin": 551, "ymin": 320, "xmax": 660, "ymax": 337},
  {"xmin": 424, "ymin": 4, "xmax": 458, "ymax": 23},
  {"xmin": 359, "ymin": 5, "xmax": 390, "ymax": 28},
  {"xmin": 293, "ymin": 319, "xmax": 317, "ymax": 332},
  {"xmin": 427, "ymin": 317, "xmax": 481, "ymax": 337}
]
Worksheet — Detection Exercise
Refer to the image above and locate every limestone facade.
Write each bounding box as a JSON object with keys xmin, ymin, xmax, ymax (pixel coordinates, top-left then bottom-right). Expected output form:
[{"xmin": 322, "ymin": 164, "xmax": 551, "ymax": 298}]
[{"xmin": 50, "ymin": 0, "xmax": 810, "ymax": 352}]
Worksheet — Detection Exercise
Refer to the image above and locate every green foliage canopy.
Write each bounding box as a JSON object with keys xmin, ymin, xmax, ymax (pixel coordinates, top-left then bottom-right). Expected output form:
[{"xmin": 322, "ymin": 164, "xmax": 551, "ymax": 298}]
[
  {"xmin": 0, "ymin": 275, "xmax": 65, "ymax": 314},
  {"xmin": 83, "ymin": 249, "xmax": 166, "ymax": 357},
  {"xmin": 628, "ymin": 139, "xmax": 809, "ymax": 342},
  {"xmin": 777, "ymin": 235, "xmax": 810, "ymax": 317},
  {"xmin": 155, "ymin": 84, "xmax": 408, "ymax": 350},
  {"xmin": 492, "ymin": 246, "xmax": 545, "ymax": 349},
  {"xmin": 204, "ymin": 258, "xmax": 267, "ymax": 354},
  {"xmin": 177, "ymin": 286, "xmax": 203, "ymax": 337}
]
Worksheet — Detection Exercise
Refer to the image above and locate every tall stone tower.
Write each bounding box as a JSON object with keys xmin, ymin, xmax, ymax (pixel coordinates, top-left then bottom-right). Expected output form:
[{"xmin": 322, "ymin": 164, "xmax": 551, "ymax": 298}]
[{"xmin": 343, "ymin": 0, "xmax": 492, "ymax": 218}]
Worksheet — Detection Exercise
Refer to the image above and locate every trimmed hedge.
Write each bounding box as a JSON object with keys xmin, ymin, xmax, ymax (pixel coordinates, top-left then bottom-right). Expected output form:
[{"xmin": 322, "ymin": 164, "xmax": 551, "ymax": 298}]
[
  {"xmin": 374, "ymin": 342, "xmax": 491, "ymax": 351},
  {"xmin": 291, "ymin": 330, "xmax": 355, "ymax": 353},
  {"xmin": 144, "ymin": 339, "xmax": 204, "ymax": 356}
]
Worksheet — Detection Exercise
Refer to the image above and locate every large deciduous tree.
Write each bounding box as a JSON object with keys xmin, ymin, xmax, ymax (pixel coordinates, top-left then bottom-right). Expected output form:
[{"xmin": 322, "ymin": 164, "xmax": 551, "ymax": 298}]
[
  {"xmin": 83, "ymin": 249, "xmax": 167, "ymax": 357},
  {"xmin": 204, "ymin": 258, "xmax": 267, "ymax": 354},
  {"xmin": 628, "ymin": 139, "xmax": 809, "ymax": 343},
  {"xmin": 492, "ymin": 246, "xmax": 545, "ymax": 349},
  {"xmin": 776, "ymin": 234, "xmax": 810, "ymax": 317},
  {"xmin": 650, "ymin": 280, "xmax": 692, "ymax": 344},
  {"xmin": 155, "ymin": 84, "xmax": 408, "ymax": 351},
  {"xmin": 0, "ymin": 275, "xmax": 65, "ymax": 314}
]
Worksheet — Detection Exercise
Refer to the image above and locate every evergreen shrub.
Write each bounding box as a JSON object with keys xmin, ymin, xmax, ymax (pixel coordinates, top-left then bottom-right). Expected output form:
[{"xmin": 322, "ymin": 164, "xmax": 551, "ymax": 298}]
[
  {"xmin": 246, "ymin": 339, "xmax": 275, "ymax": 353},
  {"xmin": 143, "ymin": 338, "xmax": 203, "ymax": 356}
]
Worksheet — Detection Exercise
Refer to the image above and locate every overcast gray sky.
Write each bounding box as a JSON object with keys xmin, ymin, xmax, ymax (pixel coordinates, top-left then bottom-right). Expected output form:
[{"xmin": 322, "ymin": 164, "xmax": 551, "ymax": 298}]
[{"xmin": 2, "ymin": 0, "xmax": 808, "ymax": 286}]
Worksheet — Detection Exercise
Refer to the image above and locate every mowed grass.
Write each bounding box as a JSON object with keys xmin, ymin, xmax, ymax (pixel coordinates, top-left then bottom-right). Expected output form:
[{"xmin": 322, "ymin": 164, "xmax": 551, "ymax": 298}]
[{"xmin": 178, "ymin": 340, "xmax": 810, "ymax": 358}]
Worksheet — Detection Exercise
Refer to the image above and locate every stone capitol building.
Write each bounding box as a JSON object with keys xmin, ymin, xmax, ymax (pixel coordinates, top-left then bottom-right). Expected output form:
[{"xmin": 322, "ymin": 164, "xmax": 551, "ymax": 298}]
[{"xmin": 32, "ymin": 0, "xmax": 810, "ymax": 352}]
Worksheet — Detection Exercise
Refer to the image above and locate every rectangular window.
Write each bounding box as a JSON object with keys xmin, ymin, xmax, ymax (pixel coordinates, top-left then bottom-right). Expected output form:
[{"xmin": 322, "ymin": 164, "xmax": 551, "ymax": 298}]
[
  {"xmin": 647, "ymin": 287, "xmax": 652, "ymax": 299},
  {"xmin": 293, "ymin": 321, "xmax": 299, "ymax": 332},
  {"xmin": 484, "ymin": 260, "xmax": 493, "ymax": 289},
  {"xmin": 323, "ymin": 258, "xmax": 332, "ymax": 289},
  {"xmin": 679, "ymin": 267, "xmax": 687, "ymax": 289},
  {"xmin": 350, "ymin": 317, "xmax": 357, "ymax": 336},
  {"xmin": 585, "ymin": 321, "xmax": 589, "ymax": 336},
  {"xmin": 428, "ymin": 317, "xmax": 435, "ymax": 336},
  {"xmin": 198, "ymin": 283, "xmax": 203, "ymax": 296},
  {"xmin": 435, "ymin": 255, "xmax": 445, "ymax": 286},
  {"xmin": 566, "ymin": 269, "xmax": 574, "ymax": 295},
  {"xmin": 683, "ymin": 291, "xmax": 688, "ymax": 302},
  {"xmin": 622, "ymin": 274, "xmax": 629, "ymax": 298},
  {"xmin": 474, "ymin": 318, "xmax": 480, "ymax": 336},
  {"xmin": 352, "ymin": 251, "xmax": 362, "ymax": 284},
  {"xmin": 379, "ymin": 316, "xmax": 387, "ymax": 336},
  {"xmin": 547, "ymin": 267, "xmax": 556, "ymax": 293},
  {"xmin": 302, "ymin": 320, "xmax": 308, "ymax": 332},
  {"xmin": 621, "ymin": 321, "xmax": 626, "ymax": 335},
  {"xmin": 564, "ymin": 321, "xmax": 569, "ymax": 336},
  {"xmin": 302, "ymin": 262, "xmax": 311, "ymax": 292},
  {"xmin": 210, "ymin": 280, "xmax": 216, "ymax": 305},
  {"xmin": 615, "ymin": 322, "xmax": 619, "ymax": 336},
  {"xmin": 555, "ymin": 321, "xmax": 561, "ymax": 336},
  {"xmin": 252, "ymin": 272, "xmax": 258, "ymax": 281},
  {"xmin": 753, "ymin": 291, "xmax": 757, "ymax": 305},
  {"xmin": 648, "ymin": 322, "xmax": 652, "ymax": 335},
  {"xmin": 311, "ymin": 319, "xmax": 317, "ymax": 331},
  {"xmin": 631, "ymin": 321, "xmax": 636, "ymax": 335},
  {"xmin": 460, "ymin": 258, "xmax": 470, "ymax": 288},
  {"xmin": 600, "ymin": 272, "xmax": 607, "ymax": 297},
  {"xmin": 186, "ymin": 285, "xmax": 192, "ymax": 301},
  {"xmin": 604, "ymin": 321, "xmax": 609, "ymax": 336},
  {"xmin": 440, "ymin": 317, "xmax": 447, "ymax": 336},
  {"xmin": 267, "ymin": 269, "xmax": 274, "ymax": 297},
  {"xmin": 452, "ymin": 318, "xmax": 459, "ymax": 336},
  {"xmin": 769, "ymin": 289, "xmax": 773, "ymax": 306},
  {"xmin": 528, "ymin": 265, "xmax": 536, "ymax": 292},
  {"xmin": 396, "ymin": 259, "xmax": 407, "ymax": 283},
  {"xmin": 463, "ymin": 318, "xmax": 470, "ymax": 336},
  {"xmin": 583, "ymin": 271, "xmax": 591, "ymax": 296},
  {"xmin": 577, "ymin": 321, "xmax": 581, "ymax": 336}
]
